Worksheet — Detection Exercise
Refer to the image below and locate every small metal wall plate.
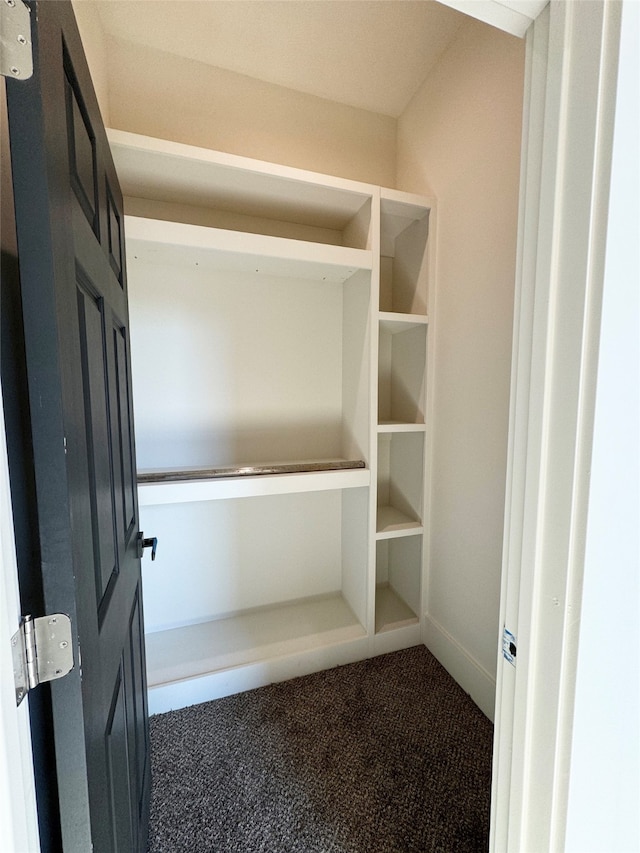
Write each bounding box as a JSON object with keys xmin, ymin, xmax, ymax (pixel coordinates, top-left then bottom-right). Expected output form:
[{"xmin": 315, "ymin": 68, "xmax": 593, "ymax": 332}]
[{"xmin": 502, "ymin": 626, "xmax": 517, "ymax": 666}]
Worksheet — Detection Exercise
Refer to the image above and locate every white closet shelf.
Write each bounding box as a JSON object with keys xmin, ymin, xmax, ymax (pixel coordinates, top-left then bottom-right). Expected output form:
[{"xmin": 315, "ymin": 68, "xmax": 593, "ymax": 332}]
[
  {"xmin": 377, "ymin": 422, "xmax": 426, "ymax": 433},
  {"xmin": 376, "ymin": 506, "xmax": 423, "ymax": 539},
  {"xmin": 126, "ymin": 216, "xmax": 372, "ymax": 283},
  {"xmin": 138, "ymin": 464, "xmax": 370, "ymax": 506},
  {"xmin": 145, "ymin": 592, "xmax": 366, "ymax": 688},
  {"xmin": 381, "ymin": 187, "xmax": 434, "ymax": 220},
  {"xmin": 379, "ymin": 312, "xmax": 428, "ymax": 333},
  {"xmin": 109, "ymin": 129, "xmax": 373, "ymax": 233},
  {"xmin": 375, "ymin": 583, "xmax": 419, "ymax": 633}
]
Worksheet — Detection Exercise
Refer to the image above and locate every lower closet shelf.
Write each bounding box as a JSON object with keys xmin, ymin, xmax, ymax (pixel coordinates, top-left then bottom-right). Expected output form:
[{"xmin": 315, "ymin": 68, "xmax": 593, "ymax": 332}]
[{"xmin": 145, "ymin": 592, "xmax": 367, "ymax": 688}]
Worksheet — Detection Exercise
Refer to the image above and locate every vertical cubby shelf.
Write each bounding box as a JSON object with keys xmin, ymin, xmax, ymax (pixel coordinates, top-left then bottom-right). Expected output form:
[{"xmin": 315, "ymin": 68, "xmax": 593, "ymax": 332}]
[
  {"xmin": 374, "ymin": 431, "xmax": 425, "ymax": 634},
  {"xmin": 108, "ymin": 130, "xmax": 435, "ymax": 711},
  {"xmin": 374, "ymin": 189, "xmax": 432, "ymax": 638}
]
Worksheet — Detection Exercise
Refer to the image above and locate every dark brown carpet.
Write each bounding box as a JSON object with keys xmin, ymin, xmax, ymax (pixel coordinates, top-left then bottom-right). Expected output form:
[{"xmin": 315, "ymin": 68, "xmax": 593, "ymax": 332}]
[{"xmin": 148, "ymin": 646, "xmax": 493, "ymax": 852}]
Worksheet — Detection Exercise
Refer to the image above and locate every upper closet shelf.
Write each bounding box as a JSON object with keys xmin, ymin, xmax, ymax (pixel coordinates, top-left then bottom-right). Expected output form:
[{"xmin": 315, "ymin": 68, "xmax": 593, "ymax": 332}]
[
  {"xmin": 109, "ymin": 129, "xmax": 374, "ymax": 235},
  {"xmin": 126, "ymin": 216, "xmax": 372, "ymax": 283}
]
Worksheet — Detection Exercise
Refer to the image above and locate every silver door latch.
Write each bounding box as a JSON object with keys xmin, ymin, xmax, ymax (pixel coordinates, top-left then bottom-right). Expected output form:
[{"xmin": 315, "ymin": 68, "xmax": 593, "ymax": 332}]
[{"xmin": 11, "ymin": 614, "xmax": 74, "ymax": 706}]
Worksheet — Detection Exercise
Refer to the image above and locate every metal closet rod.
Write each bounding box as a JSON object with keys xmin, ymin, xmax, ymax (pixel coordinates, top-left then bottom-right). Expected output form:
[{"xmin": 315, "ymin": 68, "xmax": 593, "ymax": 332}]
[{"xmin": 138, "ymin": 459, "xmax": 366, "ymax": 484}]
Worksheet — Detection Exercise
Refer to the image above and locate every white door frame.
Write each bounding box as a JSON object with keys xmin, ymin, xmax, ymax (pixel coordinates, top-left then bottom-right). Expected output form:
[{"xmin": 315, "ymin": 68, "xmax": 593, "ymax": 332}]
[
  {"xmin": 1, "ymin": 74, "xmax": 41, "ymax": 853},
  {"xmin": 490, "ymin": 1, "xmax": 625, "ymax": 850},
  {"xmin": 0, "ymin": 385, "xmax": 40, "ymax": 852}
]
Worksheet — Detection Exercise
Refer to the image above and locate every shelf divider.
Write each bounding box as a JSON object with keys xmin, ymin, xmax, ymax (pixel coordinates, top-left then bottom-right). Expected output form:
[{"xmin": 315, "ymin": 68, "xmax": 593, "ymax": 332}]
[
  {"xmin": 377, "ymin": 422, "xmax": 426, "ymax": 433},
  {"xmin": 379, "ymin": 311, "xmax": 428, "ymax": 333},
  {"xmin": 376, "ymin": 506, "xmax": 423, "ymax": 539}
]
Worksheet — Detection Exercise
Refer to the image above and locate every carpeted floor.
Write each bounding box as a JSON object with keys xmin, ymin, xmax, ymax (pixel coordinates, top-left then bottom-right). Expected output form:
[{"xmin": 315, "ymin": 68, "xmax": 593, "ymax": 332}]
[{"xmin": 148, "ymin": 645, "xmax": 493, "ymax": 852}]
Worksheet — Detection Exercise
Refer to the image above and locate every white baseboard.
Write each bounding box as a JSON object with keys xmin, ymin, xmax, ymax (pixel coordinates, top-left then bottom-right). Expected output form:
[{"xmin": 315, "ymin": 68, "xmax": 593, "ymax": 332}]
[
  {"xmin": 147, "ymin": 619, "xmax": 495, "ymax": 719},
  {"xmin": 372, "ymin": 622, "xmax": 422, "ymax": 657},
  {"xmin": 147, "ymin": 637, "xmax": 370, "ymax": 715},
  {"xmin": 423, "ymin": 614, "xmax": 496, "ymax": 721}
]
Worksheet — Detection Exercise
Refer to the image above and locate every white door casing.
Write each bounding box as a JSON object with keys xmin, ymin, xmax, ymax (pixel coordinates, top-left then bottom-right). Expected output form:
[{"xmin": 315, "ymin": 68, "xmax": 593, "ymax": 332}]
[
  {"xmin": 0, "ymin": 385, "xmax": 40, "ymax": 852},
  {"xmin": 0, "ymin": 75, "xmax": 40, "ymax": 853},
  {"xmin": 491, "ymin": 1, "xmax": 625, "ymax": 851}
]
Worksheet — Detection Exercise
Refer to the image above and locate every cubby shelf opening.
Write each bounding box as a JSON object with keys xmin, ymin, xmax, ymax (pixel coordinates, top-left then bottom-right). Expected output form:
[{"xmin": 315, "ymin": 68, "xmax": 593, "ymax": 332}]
[
  {"xmin": 377, "ymin": 431, "xmax": 424, "ymax": 538},
  {"xmin": 379, "ymin": 193, "xmax": 431, "ymax": 316},
  {"xmin": 375, "ymin": 536, "xmax": 422, "ymax": 634},
  {"xmin": 378, "ymin": 322, "xmax": 427, "ymax": 425}
]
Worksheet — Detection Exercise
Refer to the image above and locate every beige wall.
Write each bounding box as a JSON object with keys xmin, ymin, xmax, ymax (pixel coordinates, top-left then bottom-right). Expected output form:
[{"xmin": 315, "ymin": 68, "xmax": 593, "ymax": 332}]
[
  {"xmin": 104, "ymin": 37, "xmax": 396, "ymax": 186},
  {"xmin": 72, "ymin": 0, "xmax": 110, "ymax": 125},
  {"xmin": 397, "ymin": 17, "xmax": 524, "ymax": 707},
  {"xmin": 73, "ymin": 0, "xmax": 396, "ymax": 188}
]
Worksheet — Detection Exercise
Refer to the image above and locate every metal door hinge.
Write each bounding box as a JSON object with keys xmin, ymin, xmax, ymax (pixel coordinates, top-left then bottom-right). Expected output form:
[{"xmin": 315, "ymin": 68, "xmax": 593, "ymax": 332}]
[
  {"xmin": 0, "ymin": 0, "xmax": 33, "ymax": 80},
  {"xmin": 11, "ymin": 614, "xmax": 74, "ymax": 706}
]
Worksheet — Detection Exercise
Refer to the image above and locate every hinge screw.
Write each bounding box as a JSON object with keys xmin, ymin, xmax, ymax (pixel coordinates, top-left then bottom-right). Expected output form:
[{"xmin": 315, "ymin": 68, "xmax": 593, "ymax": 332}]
[
  {"xmin": 49, "ymin": 617, "xmax": 57, "ymax": 624},
  {"xmin": 10, "ymin": 67, "xmax": 20, "ymax": 76},
  {"xmin": 5, "ymin": 0, "xmax": 16, "ymax": 7},
  {"xmin": 17, "ymin": 34, "xmax": 27, "ymax": 44},
  {"xmin": 60, "ymin": 641, "xmax": 68, "ymax": 649}
]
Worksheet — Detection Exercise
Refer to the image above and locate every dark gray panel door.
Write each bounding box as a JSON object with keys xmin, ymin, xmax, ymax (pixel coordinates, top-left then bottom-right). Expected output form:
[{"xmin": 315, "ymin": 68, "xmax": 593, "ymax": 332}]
[{"xmin": 6, "ymin": 2, "xmax": 150, "ymax": 850}]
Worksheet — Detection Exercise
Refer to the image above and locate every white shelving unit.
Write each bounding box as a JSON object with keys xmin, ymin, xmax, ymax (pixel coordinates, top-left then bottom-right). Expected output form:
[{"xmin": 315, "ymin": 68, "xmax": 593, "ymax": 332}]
[
  {"xmin": 374, "ymin": 191, "xmax": 432, "ymax": 650},
  {"xmin": 109, "ymin": 130, "xmax": 434, "ymax": 712}
]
